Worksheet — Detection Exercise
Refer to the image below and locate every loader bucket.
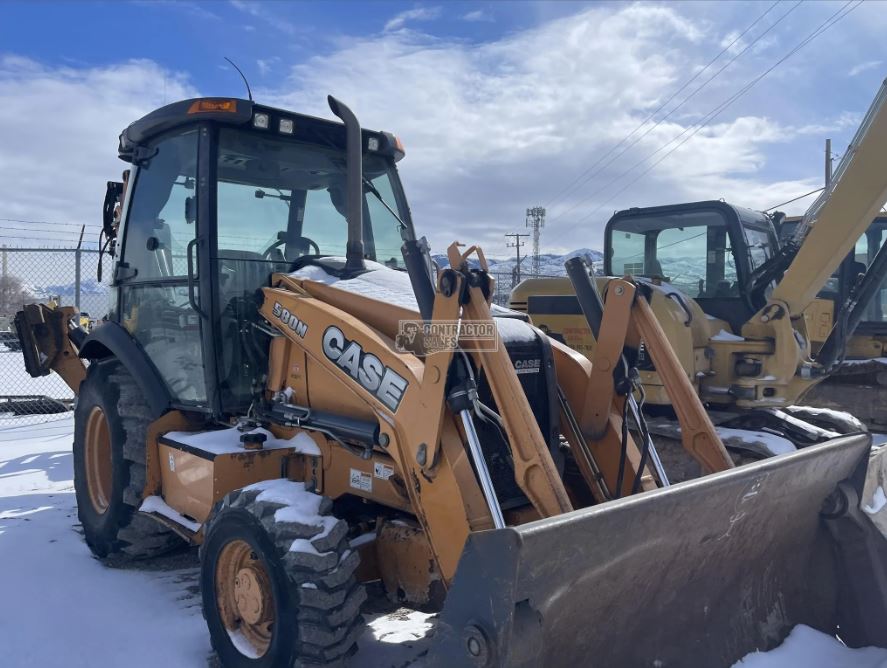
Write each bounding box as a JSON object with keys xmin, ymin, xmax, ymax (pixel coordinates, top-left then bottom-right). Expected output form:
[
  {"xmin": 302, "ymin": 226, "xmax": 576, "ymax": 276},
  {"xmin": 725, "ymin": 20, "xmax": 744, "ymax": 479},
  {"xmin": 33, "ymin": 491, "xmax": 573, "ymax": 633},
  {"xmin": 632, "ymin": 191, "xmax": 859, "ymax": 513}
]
[{"xmin": 429, "ymin": 434, "xmax": 887, "ymax": 668}]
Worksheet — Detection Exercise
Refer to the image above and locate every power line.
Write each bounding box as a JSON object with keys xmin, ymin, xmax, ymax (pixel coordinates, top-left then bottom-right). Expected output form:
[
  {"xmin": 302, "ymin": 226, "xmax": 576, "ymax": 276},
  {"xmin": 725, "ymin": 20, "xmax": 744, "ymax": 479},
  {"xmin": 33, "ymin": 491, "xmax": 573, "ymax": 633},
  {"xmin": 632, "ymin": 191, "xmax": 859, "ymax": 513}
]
[
  {"xmin": 575, "ymin": 0, "xmax": 862, "ymax": 226},
  {"xmin": 0, "ymin": 224, "xmax": 100, "ymax": 237},
  {"xmin": 765, "ymin": 187, "xmax": 825, "ymax": 211},
  {"xmin": 0, "ymin": 217, "xmax": 101, "ymax": 229},
  {"xmin": 545, "ymin": 0, "xmax": 793, "ymax": 222}
]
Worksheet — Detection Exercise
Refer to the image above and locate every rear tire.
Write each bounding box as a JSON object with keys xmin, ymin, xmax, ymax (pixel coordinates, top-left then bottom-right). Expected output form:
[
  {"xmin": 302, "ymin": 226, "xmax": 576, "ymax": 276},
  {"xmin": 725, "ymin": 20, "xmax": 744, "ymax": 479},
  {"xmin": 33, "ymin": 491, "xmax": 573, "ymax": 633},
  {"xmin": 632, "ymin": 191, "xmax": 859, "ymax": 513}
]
[
  {"xmin": 73, "ymin": 360, "xmax": 183, "ymax": 559},
  {"xmin": 201, "ymin": 483, "xmax": 365, "ymax": 667}
]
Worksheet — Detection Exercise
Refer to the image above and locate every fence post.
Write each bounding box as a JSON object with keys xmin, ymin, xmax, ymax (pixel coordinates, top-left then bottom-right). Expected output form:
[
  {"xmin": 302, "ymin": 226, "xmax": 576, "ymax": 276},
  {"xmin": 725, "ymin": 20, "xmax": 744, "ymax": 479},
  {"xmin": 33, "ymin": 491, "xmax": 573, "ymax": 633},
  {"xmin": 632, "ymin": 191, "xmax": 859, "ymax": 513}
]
[
  {"xmin": 74, "ymin": 225, "xmax": 84, "ymax": 311},
  {"xmin": 74, "ymin": 249, "xmax": 81, "ymax": 310}
]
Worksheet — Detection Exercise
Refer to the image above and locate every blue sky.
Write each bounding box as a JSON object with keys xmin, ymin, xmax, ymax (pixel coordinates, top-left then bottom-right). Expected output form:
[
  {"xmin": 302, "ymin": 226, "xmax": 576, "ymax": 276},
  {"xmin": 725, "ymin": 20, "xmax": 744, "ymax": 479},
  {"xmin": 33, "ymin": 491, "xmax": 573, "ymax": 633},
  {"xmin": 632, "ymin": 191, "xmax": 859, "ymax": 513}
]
[
  {"xmin": 1, "ymin": 2, "xmax": 531, "ymax": 85},
  {"xmin": 0, "ymin": 1, "xmax": 885, "ymax": 253}
]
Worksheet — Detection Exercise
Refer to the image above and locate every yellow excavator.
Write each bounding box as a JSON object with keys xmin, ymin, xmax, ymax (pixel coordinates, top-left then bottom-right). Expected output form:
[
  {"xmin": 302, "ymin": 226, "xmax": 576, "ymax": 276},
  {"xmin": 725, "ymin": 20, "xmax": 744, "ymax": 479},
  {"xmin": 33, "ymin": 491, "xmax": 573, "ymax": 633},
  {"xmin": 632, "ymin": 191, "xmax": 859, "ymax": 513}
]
[
  {"xmin": 14, "ymin": 94, "xmax": 887, "ymax": 667},
  {"xmin": 514, "ymin": 78, "xmax": 887, "ymax": 466}
]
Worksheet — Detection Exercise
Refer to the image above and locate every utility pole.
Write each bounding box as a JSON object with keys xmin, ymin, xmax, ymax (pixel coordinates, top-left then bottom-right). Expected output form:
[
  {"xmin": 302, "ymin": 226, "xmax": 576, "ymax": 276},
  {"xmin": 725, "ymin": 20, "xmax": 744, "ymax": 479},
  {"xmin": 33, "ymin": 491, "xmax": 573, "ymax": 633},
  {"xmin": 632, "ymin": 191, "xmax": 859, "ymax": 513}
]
[
  {"xmin": 505, "ymin": 232, "xmax": 529, "ymax": 283},
  {"xmin": 526, "ymin": 206, "xmax": 545, "ymax": 276},
  {"xmin": 825, "ymin": 138, "xmax": 832, "ymax": 186}
]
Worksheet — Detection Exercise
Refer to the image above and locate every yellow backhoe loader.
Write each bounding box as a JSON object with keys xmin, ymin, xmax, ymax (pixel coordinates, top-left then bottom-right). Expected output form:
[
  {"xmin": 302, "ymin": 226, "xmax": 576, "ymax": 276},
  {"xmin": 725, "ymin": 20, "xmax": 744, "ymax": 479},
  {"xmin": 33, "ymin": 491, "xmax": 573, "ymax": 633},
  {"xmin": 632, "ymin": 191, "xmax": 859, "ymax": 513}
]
[
  {"xmin": 514, "ymin": 78, "xmax": 887, "ymax": 469},
  {"xmin": 14, "ymin": 95, "xmax": 887, "ymax": 667}
]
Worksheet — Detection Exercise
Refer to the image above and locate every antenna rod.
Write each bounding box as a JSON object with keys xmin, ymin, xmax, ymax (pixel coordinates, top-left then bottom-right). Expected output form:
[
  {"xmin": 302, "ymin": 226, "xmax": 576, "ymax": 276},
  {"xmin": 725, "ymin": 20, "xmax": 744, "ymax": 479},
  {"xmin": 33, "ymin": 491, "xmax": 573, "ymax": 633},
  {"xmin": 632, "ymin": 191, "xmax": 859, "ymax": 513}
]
[{"xmin": 224, "ymin": 57, "xmax": 253, "ymax": 102}]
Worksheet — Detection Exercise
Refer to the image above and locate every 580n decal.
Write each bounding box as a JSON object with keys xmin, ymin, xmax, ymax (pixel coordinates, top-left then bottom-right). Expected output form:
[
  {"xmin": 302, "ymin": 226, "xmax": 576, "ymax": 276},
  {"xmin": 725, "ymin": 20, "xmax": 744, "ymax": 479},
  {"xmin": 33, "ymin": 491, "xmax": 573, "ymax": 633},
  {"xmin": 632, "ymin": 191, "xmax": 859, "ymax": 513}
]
[
  {"xmin": 272, "ymin": 302, "xmax": 308, "ymax": 338},
  {"xmin": 322, "ymin": 326, "xmax": 408, "ymax": 412}
]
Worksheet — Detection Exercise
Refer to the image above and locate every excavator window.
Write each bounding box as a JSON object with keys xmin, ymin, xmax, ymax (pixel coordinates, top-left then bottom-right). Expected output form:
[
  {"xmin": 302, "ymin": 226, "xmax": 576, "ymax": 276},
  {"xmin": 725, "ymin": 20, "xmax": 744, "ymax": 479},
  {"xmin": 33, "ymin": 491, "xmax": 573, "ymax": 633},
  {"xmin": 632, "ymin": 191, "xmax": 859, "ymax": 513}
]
[{"xmin": 608, "ymin": 211, "xmax": 739, "ymax": 298}]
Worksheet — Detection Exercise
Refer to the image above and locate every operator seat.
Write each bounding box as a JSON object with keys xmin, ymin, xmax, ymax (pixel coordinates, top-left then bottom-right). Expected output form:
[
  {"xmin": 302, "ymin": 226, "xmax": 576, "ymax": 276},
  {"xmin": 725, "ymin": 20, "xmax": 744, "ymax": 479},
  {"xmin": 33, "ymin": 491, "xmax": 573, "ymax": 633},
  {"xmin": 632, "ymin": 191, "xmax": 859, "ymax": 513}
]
[{"xmin": 218, "ymin": 250, "xmax": 272, "ymax": 304}]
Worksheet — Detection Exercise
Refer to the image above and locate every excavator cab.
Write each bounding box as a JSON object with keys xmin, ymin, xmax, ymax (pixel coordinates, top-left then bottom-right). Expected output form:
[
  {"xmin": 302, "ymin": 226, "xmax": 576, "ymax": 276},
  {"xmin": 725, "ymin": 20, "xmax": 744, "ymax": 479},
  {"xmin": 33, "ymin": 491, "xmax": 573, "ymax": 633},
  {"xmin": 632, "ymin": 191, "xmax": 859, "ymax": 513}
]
[
  {"xmin": 604, "ymin": 200, "xmax": 780, "ymax": 330},
  {"xmin": 100, "ymin": 98, "xmax": 411, "ymax": 417}
]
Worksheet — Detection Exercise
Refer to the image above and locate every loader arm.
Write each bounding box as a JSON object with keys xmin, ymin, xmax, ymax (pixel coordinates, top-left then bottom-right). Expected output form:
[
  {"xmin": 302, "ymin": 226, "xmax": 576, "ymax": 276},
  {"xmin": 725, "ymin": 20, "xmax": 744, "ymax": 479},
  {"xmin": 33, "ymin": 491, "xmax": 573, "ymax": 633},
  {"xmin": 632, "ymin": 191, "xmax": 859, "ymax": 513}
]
[{"xmin": 448, "ymin": 243, "xmax": 573, "ymax": 517}]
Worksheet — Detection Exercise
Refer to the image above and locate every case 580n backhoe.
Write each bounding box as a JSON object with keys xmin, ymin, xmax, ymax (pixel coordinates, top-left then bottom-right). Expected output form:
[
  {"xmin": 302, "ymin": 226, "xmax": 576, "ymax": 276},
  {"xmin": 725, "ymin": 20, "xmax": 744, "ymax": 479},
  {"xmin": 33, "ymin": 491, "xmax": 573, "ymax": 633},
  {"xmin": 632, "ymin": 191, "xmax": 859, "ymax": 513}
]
[
  {"xmin": 14, "ymin": 94, "xmax": 887, "ymax": 667},
  {"xmin": 514, "ymin": 78, "xmax": 887, "ymax": 474}
]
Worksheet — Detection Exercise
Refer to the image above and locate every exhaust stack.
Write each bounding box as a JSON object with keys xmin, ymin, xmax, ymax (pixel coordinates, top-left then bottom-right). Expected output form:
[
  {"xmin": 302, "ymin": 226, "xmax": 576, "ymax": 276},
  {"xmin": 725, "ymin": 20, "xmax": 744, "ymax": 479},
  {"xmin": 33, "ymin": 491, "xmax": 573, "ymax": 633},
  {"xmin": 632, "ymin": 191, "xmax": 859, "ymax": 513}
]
[{"xmin": 327, "ymin": 95, "xmax": 366, "ymax": 274}]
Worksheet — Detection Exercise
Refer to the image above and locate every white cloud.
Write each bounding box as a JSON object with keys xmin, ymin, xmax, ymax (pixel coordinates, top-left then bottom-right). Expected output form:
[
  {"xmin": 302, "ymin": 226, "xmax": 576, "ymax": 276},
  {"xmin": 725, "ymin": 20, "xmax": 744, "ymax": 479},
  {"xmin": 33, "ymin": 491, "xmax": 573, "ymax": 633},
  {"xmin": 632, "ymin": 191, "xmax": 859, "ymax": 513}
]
[
  {"xmin": 0, "ymin": 57, "xmax": 197, "ymax": 232},
  {"xmin": 229, "ymin": 0, "xmax": 299, "ymax": 35},
  {"xmin": 462, "ymin": 9, "xmax": 492, "ymax": 22},
  {"xmin": 256, "ymin": 57, "xmax": 280, "ymax": 77},
  {"xmin": 265, "ymin": 3, "xmax": 803, "ymax": 250},
  {"xmin": 384, "ymin": 6, "xmax": 442, "ymax": 32},
  {"xmin": 132, "ymin": 0, "xmax": 221, "ymax": 21},
  {"xmin": 849, "ymin": 60, "xmax": 882, "ymax": 77},
  {"xmin": 0, "ymin": 2, "xmax": 875, "ymax": 257}
]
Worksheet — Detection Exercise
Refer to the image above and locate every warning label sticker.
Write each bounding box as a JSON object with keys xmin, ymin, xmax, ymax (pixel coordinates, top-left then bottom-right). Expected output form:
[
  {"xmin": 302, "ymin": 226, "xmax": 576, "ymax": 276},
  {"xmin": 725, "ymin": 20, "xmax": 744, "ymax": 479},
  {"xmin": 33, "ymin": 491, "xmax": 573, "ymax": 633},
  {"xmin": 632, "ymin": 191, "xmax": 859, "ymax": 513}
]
[
  {"xmin": 349, "ymin": 468, "xmax": 373, "ymax": 492},
  {"xmin": 373, "ymin": 462, "xmax": 395, "ymax": 480}
]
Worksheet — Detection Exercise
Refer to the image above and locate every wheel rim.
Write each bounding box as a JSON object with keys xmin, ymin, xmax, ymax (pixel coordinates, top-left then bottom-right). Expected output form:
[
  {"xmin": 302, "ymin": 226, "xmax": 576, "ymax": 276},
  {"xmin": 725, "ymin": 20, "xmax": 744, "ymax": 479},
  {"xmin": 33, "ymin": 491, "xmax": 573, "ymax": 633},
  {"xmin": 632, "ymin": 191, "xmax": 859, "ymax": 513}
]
[
  {"xmin": 216, "ymin": 539, "xmax": 275, "ymax": 658},
  {"xmin": 84, "ymin": 406, "xmax": 113, "ymax": 514}
]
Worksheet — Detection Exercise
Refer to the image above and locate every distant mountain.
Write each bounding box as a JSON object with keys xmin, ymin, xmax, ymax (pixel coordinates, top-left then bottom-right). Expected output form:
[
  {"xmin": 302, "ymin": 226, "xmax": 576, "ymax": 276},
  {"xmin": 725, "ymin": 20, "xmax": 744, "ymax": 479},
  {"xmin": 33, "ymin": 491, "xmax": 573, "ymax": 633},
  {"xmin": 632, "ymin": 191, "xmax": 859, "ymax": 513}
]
[
  {"xmin": 25, "ymin": 279, "xmax": 111, "ymax": 318},
  {"xmin": 432, "ymin": 248, "xmax": 604, "ymax": 277}
]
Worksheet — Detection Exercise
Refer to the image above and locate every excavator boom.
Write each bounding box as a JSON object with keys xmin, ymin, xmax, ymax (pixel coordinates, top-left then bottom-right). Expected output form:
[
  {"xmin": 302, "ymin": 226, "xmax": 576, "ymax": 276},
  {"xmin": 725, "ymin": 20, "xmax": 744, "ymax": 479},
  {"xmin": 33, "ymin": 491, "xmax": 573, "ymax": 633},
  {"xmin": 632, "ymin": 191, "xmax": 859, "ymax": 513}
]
[{"xmin": 771, "ymin": 79, "xmax": 887, "ymax": 316}]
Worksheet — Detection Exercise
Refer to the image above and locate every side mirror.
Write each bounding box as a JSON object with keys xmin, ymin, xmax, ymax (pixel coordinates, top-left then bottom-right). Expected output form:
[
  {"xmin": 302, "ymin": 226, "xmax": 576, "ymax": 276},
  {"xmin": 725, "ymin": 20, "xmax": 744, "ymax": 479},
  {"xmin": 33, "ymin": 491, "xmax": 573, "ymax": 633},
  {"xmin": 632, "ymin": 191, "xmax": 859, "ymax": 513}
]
[
  {"xmin": 185, "ymin": 196, "xmax": 197, "ymax": 225},
  {"xmin": 102, "ymin": 180, "xmax": 124, "ymax": 240}
]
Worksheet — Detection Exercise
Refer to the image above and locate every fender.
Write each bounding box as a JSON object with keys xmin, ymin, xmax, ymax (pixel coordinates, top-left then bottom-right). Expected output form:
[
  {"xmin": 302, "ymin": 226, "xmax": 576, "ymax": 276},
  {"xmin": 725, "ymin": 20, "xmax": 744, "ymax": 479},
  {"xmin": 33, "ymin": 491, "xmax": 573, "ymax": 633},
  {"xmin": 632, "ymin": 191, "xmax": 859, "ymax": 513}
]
[{"xmin": 78, "ymin": 322, "xmax": 172, "ymax": 418}]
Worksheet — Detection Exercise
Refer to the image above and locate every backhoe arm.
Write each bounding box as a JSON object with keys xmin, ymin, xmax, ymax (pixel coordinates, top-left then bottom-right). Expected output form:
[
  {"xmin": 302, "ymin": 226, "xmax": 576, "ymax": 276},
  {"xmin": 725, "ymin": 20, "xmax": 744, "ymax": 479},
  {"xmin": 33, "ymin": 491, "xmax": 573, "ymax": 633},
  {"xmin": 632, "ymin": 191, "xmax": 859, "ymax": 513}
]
[{"xmin": 14, "ymin": 303, "xmax": 87, "ymax": 394}]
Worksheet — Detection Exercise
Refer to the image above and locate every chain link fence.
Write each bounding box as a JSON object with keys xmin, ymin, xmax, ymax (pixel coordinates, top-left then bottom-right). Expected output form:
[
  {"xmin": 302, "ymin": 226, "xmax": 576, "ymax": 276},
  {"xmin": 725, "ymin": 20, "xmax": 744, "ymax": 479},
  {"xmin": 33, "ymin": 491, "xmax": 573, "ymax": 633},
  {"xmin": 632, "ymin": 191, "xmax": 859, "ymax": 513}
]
[
  {"xmin": 0, "ymin": 231, "xmax": 563, "ymax": 424},
  {"xmin": 0, "ymin": 244, "xmax": 113, "ymax": 424}
]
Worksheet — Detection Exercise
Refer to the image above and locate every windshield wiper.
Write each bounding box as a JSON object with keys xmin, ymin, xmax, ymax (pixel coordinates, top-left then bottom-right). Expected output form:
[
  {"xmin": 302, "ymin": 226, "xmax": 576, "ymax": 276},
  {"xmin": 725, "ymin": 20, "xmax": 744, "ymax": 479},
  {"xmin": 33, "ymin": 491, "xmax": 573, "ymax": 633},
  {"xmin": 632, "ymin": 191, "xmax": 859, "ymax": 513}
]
[{"xmin": 362, "ymin": 177, "xmax": 407, "ymax": 235}]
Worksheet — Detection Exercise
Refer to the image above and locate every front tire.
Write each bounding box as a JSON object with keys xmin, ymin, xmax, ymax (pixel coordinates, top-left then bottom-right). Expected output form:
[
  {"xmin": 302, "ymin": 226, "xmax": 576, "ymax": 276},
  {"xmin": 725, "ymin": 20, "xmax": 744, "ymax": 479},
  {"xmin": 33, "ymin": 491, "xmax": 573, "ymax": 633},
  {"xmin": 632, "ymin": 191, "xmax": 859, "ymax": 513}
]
[
  {"xmin": 73, "ymin": 360, "xmax": 182, "ymax": 558},
  {"xmin": 201, "ymin": 483, "xmax": 366, "ymax": 667}
]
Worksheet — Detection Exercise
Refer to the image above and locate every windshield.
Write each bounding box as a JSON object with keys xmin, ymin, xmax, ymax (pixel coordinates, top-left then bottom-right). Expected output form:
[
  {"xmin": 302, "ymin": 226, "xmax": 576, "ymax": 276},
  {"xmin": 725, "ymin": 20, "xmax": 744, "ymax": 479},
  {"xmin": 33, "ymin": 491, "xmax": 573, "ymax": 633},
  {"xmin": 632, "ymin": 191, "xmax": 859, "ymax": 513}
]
[
  {"xmin": 215, "ymin": 127, "xmax": 409, "ymax": 269},
  {"xmin": 608, "ymin": 208, "xmax": 777, "ymax": 299},
  {"xmin": 608, "ymin": 210, "xmax": 739, "ymax": 298}
]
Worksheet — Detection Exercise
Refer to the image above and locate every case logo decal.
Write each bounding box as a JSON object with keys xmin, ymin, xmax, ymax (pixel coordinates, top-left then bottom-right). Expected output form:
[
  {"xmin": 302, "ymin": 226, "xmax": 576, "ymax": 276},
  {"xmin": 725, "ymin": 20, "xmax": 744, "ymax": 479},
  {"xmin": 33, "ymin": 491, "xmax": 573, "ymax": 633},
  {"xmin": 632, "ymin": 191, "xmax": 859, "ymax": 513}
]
[{"xmin": 322, "ymin": 326, "xmax": 408, "ymax": 412}]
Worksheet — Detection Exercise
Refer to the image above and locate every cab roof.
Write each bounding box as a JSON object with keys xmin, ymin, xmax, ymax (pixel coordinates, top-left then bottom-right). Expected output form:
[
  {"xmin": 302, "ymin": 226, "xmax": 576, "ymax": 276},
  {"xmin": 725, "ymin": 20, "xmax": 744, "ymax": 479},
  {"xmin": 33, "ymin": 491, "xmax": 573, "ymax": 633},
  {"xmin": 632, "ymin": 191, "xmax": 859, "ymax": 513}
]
[
  {"xmin": 609, "ymin": 200, "xmax": 772, "ymax": 229},
  {"xmin": 117, "ymin": 97, "xmax": 404, "ymax": 164}
]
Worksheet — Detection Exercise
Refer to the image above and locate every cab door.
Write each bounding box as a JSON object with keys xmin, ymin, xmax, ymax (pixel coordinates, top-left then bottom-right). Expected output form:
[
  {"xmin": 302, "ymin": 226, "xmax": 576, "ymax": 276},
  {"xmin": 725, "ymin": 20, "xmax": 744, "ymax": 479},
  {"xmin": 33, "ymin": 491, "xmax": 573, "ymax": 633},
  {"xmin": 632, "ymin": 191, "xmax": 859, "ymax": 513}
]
[{"xmin": 115, "ymin": 129, "xmax": 210, "ymax": 407}]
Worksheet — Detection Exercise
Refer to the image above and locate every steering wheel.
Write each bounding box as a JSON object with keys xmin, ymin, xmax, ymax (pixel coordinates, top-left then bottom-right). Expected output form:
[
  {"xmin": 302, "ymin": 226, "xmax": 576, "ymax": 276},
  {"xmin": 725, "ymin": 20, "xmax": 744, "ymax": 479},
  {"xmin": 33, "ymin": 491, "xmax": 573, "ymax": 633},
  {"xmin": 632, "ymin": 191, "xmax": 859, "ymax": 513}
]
[{"xmin": 262, "ymin": 235, "xmax": 320, "ymax": 261}]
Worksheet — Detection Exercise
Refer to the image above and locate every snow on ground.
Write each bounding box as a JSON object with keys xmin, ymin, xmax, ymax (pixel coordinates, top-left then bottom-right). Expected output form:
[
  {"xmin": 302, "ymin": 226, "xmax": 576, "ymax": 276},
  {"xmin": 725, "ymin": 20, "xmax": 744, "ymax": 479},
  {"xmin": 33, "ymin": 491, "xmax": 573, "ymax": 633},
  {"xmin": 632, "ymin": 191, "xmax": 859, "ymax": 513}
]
[
  {"xmin": 0, "ymin": 414, "xmax": 210, "ymax": 667},
  {"xmin": 0, "ymin": 413, "xmax": 432, "ymax": 667},
  {"xmin": 3, "ymin": 413, "xmax": 886, "ymax": 667},
  {"xmin": 732, "ymin": 624, "xmax": 887, "ymax": 667},
  {"xmin": 0, "ymin": 350, "xmax": 72, "ymax": 398}
]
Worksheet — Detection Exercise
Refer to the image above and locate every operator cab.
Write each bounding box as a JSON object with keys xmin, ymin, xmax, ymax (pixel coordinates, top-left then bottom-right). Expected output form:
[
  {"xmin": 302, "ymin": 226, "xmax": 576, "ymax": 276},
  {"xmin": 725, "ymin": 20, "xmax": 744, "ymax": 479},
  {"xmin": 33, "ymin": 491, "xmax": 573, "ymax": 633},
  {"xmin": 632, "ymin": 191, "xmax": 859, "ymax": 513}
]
[
  {"xmin": 105, "ymin": 97, "xmax": 414, "ymax": 417},
  {"xmin": 604, "ymin": 201, "xmax": 779, "ymax": 330}
]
